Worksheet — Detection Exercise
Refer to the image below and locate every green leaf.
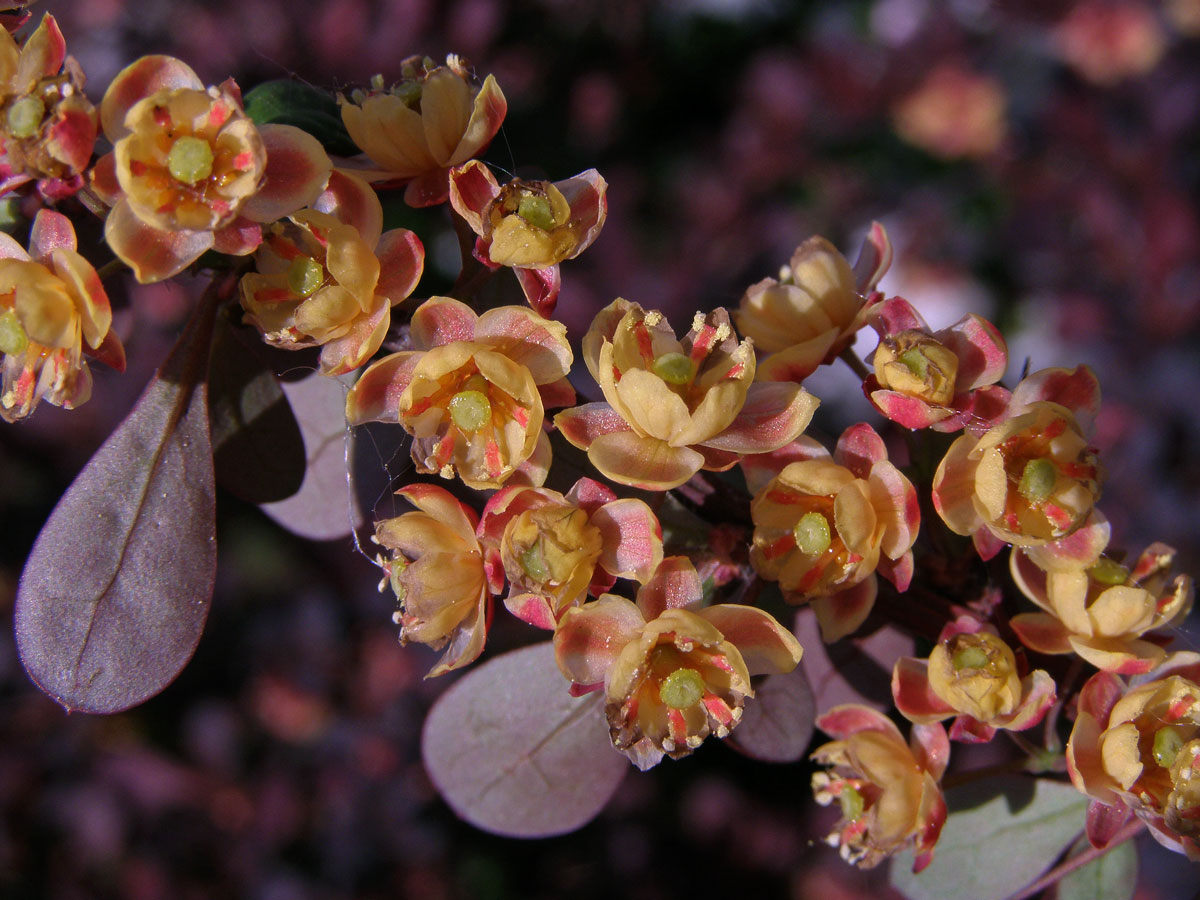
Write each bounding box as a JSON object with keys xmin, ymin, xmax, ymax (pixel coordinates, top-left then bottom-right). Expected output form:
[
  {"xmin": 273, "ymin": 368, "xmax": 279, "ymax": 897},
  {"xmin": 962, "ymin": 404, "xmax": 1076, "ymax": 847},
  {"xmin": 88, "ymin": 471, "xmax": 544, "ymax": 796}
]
[
  {"xmin": 1056, "ymin": 833, "xmax": 1138, "ymax": 900},
  {"xmin": 242, "ymin": 80, "xmax": 359, "ymax": 156},
  {"xmin": 890, "ymin": 776, "xmax": 1088, "ymax": 900}
]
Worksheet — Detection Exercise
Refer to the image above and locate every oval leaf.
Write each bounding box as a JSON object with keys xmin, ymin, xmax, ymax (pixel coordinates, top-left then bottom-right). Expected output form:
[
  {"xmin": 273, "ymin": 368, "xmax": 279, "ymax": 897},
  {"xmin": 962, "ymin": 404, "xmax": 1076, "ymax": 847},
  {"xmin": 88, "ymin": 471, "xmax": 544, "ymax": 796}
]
[
  {"xmin": 1056, "ymin": 833, "xmax": 1138, "ymax": 900},
  {"xmin": 795, "ymin": 607, "xmax": 914, "ymax": 712},
  {"xmin": 208, "ymin": 315, "xmax": 305, "ymax": 503},
  {"xmin": 260, "ymin": 372, "xmax": 363, "ymax": 541},
  {"xmin": 15, "ymin": 288, "xmax": 220, "ymax": 714},
  {"xmin": 890, "ymin": 775, "xmax": 1088, "ymax": 900},
  {"xmin": 242, "ymin": 80, "xmax": 358, "ymax": 156},
  {"xmin": 727, "ymin": 665, "xmax": 816, "ymax": 763},
  {"xmin": 422, "ymin": 642, "xmax": 627, "ymax": 838}
]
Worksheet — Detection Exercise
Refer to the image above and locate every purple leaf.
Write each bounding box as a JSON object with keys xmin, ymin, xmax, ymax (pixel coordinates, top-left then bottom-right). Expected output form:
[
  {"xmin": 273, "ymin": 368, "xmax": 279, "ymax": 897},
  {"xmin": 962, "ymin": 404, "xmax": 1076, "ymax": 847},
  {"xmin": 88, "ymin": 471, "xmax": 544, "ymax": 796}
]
[
  {"xmin": 15, "ymin": 284, "xmax": 222, "ymax": 714},
  {"xmin": 794, "ymin": 607, "xmax": 914, "ymax": 713},
  {"xmin": 422, "ymin": 642, "xmax": 627, "ymax": 838},
  {"xmin": 727, "ymin": 665, "xmax": 816, "ymax": 763},
  {"xmin": 208, "ymin": 315, "xmax": 304, "ymax": 504},
  {"xmin": 259, "ymin": 372, "xmax": 363, "ymax": 541}
]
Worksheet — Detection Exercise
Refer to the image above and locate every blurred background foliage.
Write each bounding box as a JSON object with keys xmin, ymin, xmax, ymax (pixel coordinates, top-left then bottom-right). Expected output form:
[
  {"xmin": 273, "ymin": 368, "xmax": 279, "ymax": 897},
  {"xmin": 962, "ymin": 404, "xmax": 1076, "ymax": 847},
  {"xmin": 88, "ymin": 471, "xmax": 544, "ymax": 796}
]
[{"xmin": 1, "ymin": 0, "xmax": 1199, "ymax": 897}]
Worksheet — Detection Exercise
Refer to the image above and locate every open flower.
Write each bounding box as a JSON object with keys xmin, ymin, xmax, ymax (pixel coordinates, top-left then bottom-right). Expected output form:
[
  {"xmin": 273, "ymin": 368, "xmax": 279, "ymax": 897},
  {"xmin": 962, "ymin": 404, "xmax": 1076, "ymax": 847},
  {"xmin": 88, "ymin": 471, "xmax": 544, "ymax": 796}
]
[
  {"xmin": 345, "ymin": 296, "xmax": 573, "ymax": 490},
  {"xmin": 892, "ymin": 615, "xmax": 1056, "ymax": 743},
  {"xmin": 477, "ymin": 476, "xmax": 663, "ymax": 629},
  {"xmin": 0, "ymin": 209, "xmax": 124, "ymax": 421},
  {"xmin": 91, "ymin": 55, "xmax": 332, "ymax": 283},
  {"xmin": 1011, "ymin": 538, "xmax": 1194, "ymax": 675},
  {"xmin": 748, "ymin": 423, "xmax": 919, "ymax": 642},
  {"xmin": 811, "ymin": 704, "xmax": 949, "ymax": 872},
  {"xmin": 932, "ymin": 365, "xmax": 1103, "ymax": 559},
  {"xmin": 449, "ymin": 160, "xmax": 607, "ymax": 316},
  {"xmin": 372, "ymin": 484, "xmax": 502, "ymax": 677},
  {"xmin": 865, "ymin": 295, "xmax": 1009, "ymax": 432},
  {"xmin": 240, "ymin": 171, "xmax": 423, "ymax": 374},
  {"xmin": 555, "ymin": 299, "xmax": 818, "ymax": 490},
  {"xmin": 0, "ymin": 14, "xmax": 97, "ymax": 200},
  {"xmin": 554, "ymin": 557, "xmax": 803, "ymax": 769},
  {"xmin": 339, "ymin": 55, "xmax": 506, "ymax": 207},
  {"xmin": 734, "ymin": 223, "xmax": 891, "ymax": 383},
  {"xmin": 1067, "ymin": 655, "xmax": 1200, "ymax": 860}
]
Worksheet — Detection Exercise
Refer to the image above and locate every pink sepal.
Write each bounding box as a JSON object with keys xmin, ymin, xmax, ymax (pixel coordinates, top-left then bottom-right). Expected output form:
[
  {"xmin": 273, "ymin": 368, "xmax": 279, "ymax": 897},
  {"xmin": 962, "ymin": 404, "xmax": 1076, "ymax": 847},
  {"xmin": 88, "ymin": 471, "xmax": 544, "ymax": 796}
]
[
  {"xmin": 809, "ymin": 576, "xmax": 877, "ymax": 643},
  {"xmin": 1077, "ymin": 670, "xmax": 1125, "ymax": 722},
  {"xmin": 593, "ymin": 498, "xmax": 663, "ymax": 583},
  {"xmin": 504, "ymin": 592, "xmax": 558, "ymax": 631},
  {"xmin": 396, "ymin": 482, "xmax": 480, "ymax": 532},
  {"xmin": 20, "ymin": 14, "xmax": 67, "ymax": 87},
  {"xmin": 447, "ymin": 159, "xmax": 499, "ymax": 234},
  {"xmin": 973, "ymin": 528, "xmax": 1006, "ymax": 561},
  {"xmin": 1010, "ymin": 613, "xmax": 1073, "ymax": 655},
  {"xmin": 242, "ymin": 124, "xmax": 332, "ymax": 224},
  {"xmin": 28, "ymin": 209, "xmax": 76, "ymax": 260},
  {"xmin": 565, "ymin": 476, "xmax": 618, "ymax": 511},
  {"xmin": 910, "ymin": 722, "xmax": 950, "ymax": 780},
  {"xmin": 43, "ymin": 102, "xmax": 97, "ymax": 175},
  {"xmin": 316, "ymin": 169, "xmax": 383, "ymax": 246},
  {"xmin": 948, "ymin": 716, "xmax": 997, "ymax": 743},
  {"xmin": 740, "ymin": 436, "xmax": 830, "ymax": 495},
  {"xmin": 877, "ymin": 551, "xmax": 914, "ymax": 592},
  {"xmin": 212, "ymin": 217, "xmax": 262, "ymax": 255},
  {"xmin": 554, "ymin": 402, "xmax": 632, "ymax": 450},
  {"xmin": 944, "ymin": 384, "xmax": 1011, "ymax": 435},
  {"xmin": 514, "ymin": 265, "xmax": 561, "ymax": 318},
  {"xmin": 403, "ymin": 167, "xmax": 454, "ymax": 207},
  {"xmin": 834, "ymin": 422, "xmax": 887, "ymax": 478},
  {"xmin": 816, "ymin": 703, "xmax": 902, "ymax": 741},
  {"xmin": 696, "ymin": 444, "xmax": 741, "ymax": 471},
  {"xmin": 344, "ymin": 351, "xmax": 422, "ymax": 424},
  {"xmin": 85, "ymin": 329, "xmax": 126, "ymax": 373},
  {"xmin": 554, "ymin": 595, "xmax": 644, "ymax": 686},
  {"xmin": 509, "ymin": 430, "xmax": 551, "ymax": 489},
  {"xmin": 89, "ymin": 152, "xmax": 121, "ymax": 206},
  {"xmin": 1000, "ymin": 670, "xmax": 1058, "ymax": 731},
  {"xmin": 699, "ymin": 381, "xmax": 818, "ymax": 454},
  {"xmin": 852, "ymin": 221, "xmax": 893, "ymax": 293},
  {"xmin": 100, "ymin": 54, "xmax": 203, "ymax": 141},
  {"xmin": 892, "ymin": 657, "xmax": 954, "ymax": 723},
  {"xmin": 867, "ymin": 295, "xmax": 927, "ymax": 337},
  {"xmin": 1010, "ymin": 365, "xmax": 1102, "ymax": 427},
  {"xmin": 1024, "ymin": 510, "xmax": 1110, "ymax": 573},
  {"xmin": 374, "ymin": 228, "xmax": 425, "ymax": 304},
  {"xmin": 1086, "ymin": 799, "xmax": 1134, "ymax": 848},
  {"xmin": 941, "ymin": 313, "xmax": 1008, "ymax": 391},
  {"xmin": 635, "ymin": 556, "xmax": 703, "ymax": 620},
  {"xmin": 410, "ymin": 296, "xmax": 477, "ymax": 349},
  {"xmin": 869, "ymin": 459, "xmax": 920, "ymax": 562},
  {"xmin": 104, "ymin": 199, "xmax": 213, "ymax": 283},
  {"xmin": 483, "ymin": 547, "xmax": 504, "ymax": 595},
  {"xmin": 699, "ymin": 604, "xmax": 804, "ymax": 676},
  {"xmin": 868, "ymin": 385, "xmax": 953, "ymax": 430},
  {"xmin": 0, "ymin": 172, "xmax": 32, "ymax": 197},
  {"xmin": 568, "ymin": 681, "xmax": 603, "ymax": 698}
]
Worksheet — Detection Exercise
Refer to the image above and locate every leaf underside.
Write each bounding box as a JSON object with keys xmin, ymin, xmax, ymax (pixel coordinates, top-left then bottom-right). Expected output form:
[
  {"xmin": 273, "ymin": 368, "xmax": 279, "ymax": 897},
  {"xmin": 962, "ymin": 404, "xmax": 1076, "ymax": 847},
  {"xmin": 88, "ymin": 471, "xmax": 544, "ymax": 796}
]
[
  {"xmin": 15, "ymin": 290, "xmax": 221, "ymax": 714},
  {"xmin": 727, "ymin": 664, "xmax": 816, "ymax": 763},
  {"xmin": 422, "ymin": 642, "xmax": 628, "ymax": 838}
]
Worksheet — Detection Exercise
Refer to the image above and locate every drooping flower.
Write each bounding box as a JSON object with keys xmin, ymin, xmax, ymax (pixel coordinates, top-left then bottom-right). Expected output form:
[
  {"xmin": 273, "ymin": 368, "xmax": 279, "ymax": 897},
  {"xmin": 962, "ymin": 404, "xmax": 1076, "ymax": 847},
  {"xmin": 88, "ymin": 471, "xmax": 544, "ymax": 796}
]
[
  {"xmin": 338, "ymin": 55, "xmax": 506, "ymax": 207},
  {"xmin": 240, "ymin": 171, "xmax": 424, "ymax": 374},
  {"xmin": 0, "ymin": 209, "xmax": 124, "ymax": 421},
  {"xmin": 748, "ymin": 423, "xmax": 919, "ymax": 642},
  {"xmin": 555, "ymin": 299, "xmax": 819, "ymax": 491},
  {"xmin": 372, "ymin": 484, "xmax": 502, "ymax": 678},
  {"xmin": 91, "ymin": 55, "xmax": 332, "ymax": 283},
  {"xmin": 477, "ymin": 476, "xmax": 663, "ymax": 629},
  {"xmin": 0, "ymin": 14, "xmax": 97, "ymax": 200},
  {"xmin": 892, "ymin": 615, "xmax": 1056, "ymax": 743},
  {"xmin": 734, "ymin": 222, "xmax": 891, "ymax": 383},
  {"xmin": 1010, "ymin": 536, "xmax": 1194, "ymax": 675},
  {"xmin": 864, "ymin": 295, "xmax": 1009, "ymax": 432},
  {"xmin": 448, "ymin": 160, "xmax": 607, "ymax": 316},
  {"xmin": 554, "ymin": 557, "xmax": 803, "ymax": 769},
  {"xmin": 345, "ymin": 296, "xmax": 574, "ymax": 490},
  {"xmin": 1067, "ymin": 654, "xmax": 1200, "ymax": 860},
  {"xmin": 932, "ymin": 365, "xmax": 1104, "ymax": 559},
  {"xmin": 810, "ymin": 704, "xmax": 949, "ymax": 872}
]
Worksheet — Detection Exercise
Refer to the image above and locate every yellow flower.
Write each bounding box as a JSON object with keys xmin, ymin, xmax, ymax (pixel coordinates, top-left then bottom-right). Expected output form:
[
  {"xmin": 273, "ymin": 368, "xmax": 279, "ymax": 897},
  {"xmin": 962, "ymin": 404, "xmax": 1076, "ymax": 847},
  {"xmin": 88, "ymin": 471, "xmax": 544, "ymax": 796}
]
[
  {"xmin": 339, "ymin": 55, "xmax": 506, "ymax": 207},
  {"xmin": 372, "ymin": 484, "xmax": 501, "ymax": 677},
  {"xmin": 1068, "ymin": 657, "xmax": 1200, "ymax": 860},
  {"xmin": 811, "ymin": 704, "xmax": 948, "ymax": 871},
  {"xmin": 555, "ymin": 299, "xmax": 818, "ymax": 490},
  {"xmin": 0, "ymin": 210, "xmax": 123, "ymax": 421}
]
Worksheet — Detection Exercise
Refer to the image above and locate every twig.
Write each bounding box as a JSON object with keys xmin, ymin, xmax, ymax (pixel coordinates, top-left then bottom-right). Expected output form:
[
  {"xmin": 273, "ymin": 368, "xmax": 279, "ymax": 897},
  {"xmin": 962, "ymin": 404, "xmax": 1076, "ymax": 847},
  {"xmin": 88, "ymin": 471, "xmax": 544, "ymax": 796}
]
[
  {"xmin": 1004, "ymin": 818, "xmax": 1144, "ymax": 900},
  {"xmin": 838, "ymin": 345, "xmax": 871, "ymax": 381}
]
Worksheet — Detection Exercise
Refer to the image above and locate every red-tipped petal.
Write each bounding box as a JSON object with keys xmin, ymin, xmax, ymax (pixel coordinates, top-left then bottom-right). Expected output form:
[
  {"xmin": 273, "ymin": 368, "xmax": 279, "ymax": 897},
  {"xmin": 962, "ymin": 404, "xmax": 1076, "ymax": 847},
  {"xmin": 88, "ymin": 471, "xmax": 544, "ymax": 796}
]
[
  {"xmin": 877, "ymin": 550, "xmax": 914, "ymax": 592},
  {"xmin": 910, "ymin": 721, "xmax": 951, "ymax": 780},
  {"xmin": 476, "ymin": 305, "xmax": 573, "ymax": 384},
  {"xmin": 834, "ymin": 422, "xmax": 887, "ymax": 479},
  {"xmin": 700, "ymin": 604, "xmax": 803, "ymax": 676},
  {"xmin": 553, "ymin": 402, "xmax": 631, "ymax": 450},
  {"xmin": 816, "ymin": 703, "xmax": 902, "ymax": 741},
  {"xmin": 701, "ymin": 382, "xmax": 819, "ymax": 454},
  {"xmin": 1023, "ymin": 510, "xmax": 1110, "ymax": 573},
  {"xmin": 84, "ymin": 329, "xmax": 126, "ymax": 373},
  {"xmin": 101, "ymin": 55, "xmax": 202, "ymax": 141},
  {"xmin": 514, "ymin": 265, "xmax": 561, "ymax": 318},
  {"xmin": 447, "ymin": 159, "xmax": 499, "ymax": 235},
  {"xmin": 89, "ymin": 152, "xmax": 121, "ymax": 206},
  {"xmin": 396, "ymin": 482, "xmax": 479, "ymax": 535},
  {"xmin": 28, "ymin": 209, "xmax": 76, "ymax": 260},
  {"xmin": 212, "ymin": 217, "xmax": 262, "ymax": 255},
  {"xmin": 588, "ymin": 431, "xmax": 704, "ymax": 491},
  {"xmin": 940, "ymin": 313, "xmax": 1007, "ymax": 391},
  {"xmin": 948, "ymin": 717, "xmax": 997, "ymax": 743},
  {"xmin": 402, "ymin": 167, "xmax": 453, "ymax": 207},
  {"xmin": 556, "ymin": 168, "xmax": 608, "ymax": 258},
  {"xmin": 554, "ymin": 595, "xmax": 644, "ymax": 686},
  {"xmin": 740, "ymin": 436, "xmax": 830, "ymax": 495},
  {"xmin": 869, "ymin": 389, "xmax": 951, "ymax": 430},
  {"xmin": 867, "ymin": 295, "xmax": 927, "ymax": 337},
  {"xmin": 1086, "ymin": 799, "xmax": 1135, "ymax": 849},
  {"xmin": 344, "ymin": 351, "xmax": 422, "ymax": 424},
  {"xmin": 18, "ymin": 14, "xmax": 66, "ymax": 87},
  {"xmin": 972, "ymin": 528, "xmax": 1007, "ymax": 561},
  {"xmin": 44, "ymin": 103, "xmax": 97, "ymax": 175},
  {"xmin": 852, "ymin": 221, "xmax": 892, "ymax": 293},
  {"xmin": 1010, "ymin": 364, "xmax": 1102, "ymax": 427},
  {"xmin": 410, "ymin": 296, "xmax": 477, "ymax": 349},
  {"xmin": 242, "ymin": 124, "xmax": 332, "ymax": 224},
  {"xmin": 565, "ymin": 477, "xmax": 617, "ymax": 511},
  {"xmin": 810, "ymin": 577, "xmax": 877, "ymax": 643},
  {"xmin": 503, "ymin": 592, "xmax": 558, "ymax": 631},
  {"xmin": 593, "ymin": 498, "xmax": 663, "ymax": 584},
  {"xmin": 999, "ymin": 670, "xmax": 1057, "ymax": 731}
]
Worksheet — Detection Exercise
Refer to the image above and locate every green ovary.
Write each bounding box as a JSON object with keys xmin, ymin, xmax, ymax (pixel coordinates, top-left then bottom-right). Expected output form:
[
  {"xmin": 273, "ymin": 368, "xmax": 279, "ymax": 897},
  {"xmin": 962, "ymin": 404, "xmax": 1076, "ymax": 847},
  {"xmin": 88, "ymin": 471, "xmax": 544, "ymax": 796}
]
[
  {"xmin": 793, "ymin": 511, "xmax": 832, "ymax": 555},
  {"xmin": 1018, "ymin": 458, "xmax": 1057, "ymax": 503},
  {"xmin": 517, "ymin": 192, "xmax": 555, "ymax": 230},
  {"xmin": 839, "ymin": 785, "xmax": 865, "ymax": 822},
  {"xmin": 448, "ymin": 389, "xmax": 492, "ymax": 432},
  {"xmin": 287, "ymin": 256, "xmax": 324, "ymax": 297},
  {"xmin": 0, "ymin": 308, "xmax": 28, "ymax": 355},
  {"xmin": 659, "ymin": 667, "xmax": 706, "ymax": 709},
  {"xmin": 953, "ymin": 646, "xmax": 989, "ymax": 670},
  {"xmin": 652, "ymin": 352, "xmax": 694, "ymax": 386},
  {"xmin": 6, "ymin": 95, "xmax": 44, "ymax": 139},
  {"xmin": 1155, "ymin": 726, "xmax": 1185, "ymax": 768},
  {"xmin": 167, "ymin": 135, "xmax": 215, "ymax": 185},
  {"xmin": 519, "ymin": 542, "xmax": 549, "ymax": 581}
]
